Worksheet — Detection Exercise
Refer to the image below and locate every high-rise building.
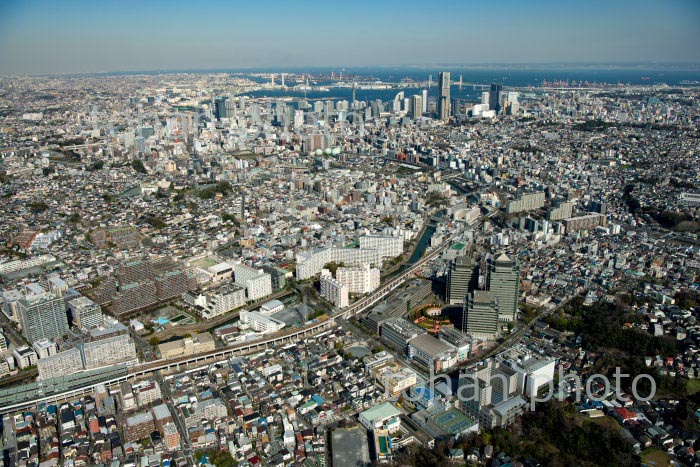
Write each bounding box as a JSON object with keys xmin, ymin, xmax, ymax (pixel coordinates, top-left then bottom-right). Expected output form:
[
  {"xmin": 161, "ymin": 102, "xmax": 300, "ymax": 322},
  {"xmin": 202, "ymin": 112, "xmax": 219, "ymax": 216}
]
[
  {"xmin": 17, "ymin": 289, "xmax": 69, "ymax": 344},
  {"xmin": 421, "ymin": 89, "xmax": 428, "ymax": 113},
  {"xmin": 506, "ymin": 191, "xmax": 546, "ymax": 214},
  {"xmin": 232, "ymin": 263, "xmax": 273, "ymax": 301},
  {"xmin": 214, "ymin": 96, "xmax": 229, "ymax": 120},
  {"xmin": 83, "ymin": 334, "xmax": 138, "ymax": 369},
  {"xmin": 320, "ymin": 272, "xmax": 349, "ymax": 308},
  {"xmin": 68, "ymin": 296, "xmax": 103, "ymax": 330},
  {"xmin": 37, "ymin": 347, "xmax": 83, "ymax": 381},
  {"xmin": 462, "ymin": 291, "xmax": 499, "ymax": 339},
  {"xmin": 487, "ymin": 253, "xmax": 520, "ymax": 322},
  {"xmin": 336, "ymin": 264, "xmax": 380, "ymax": 294},
  {"xmin": 489, "ymin": 83, "xmax": 503, "ymax": 113},
  {"xmin": 438, "ymin": 72, "xmax": 451, "ymax": 120},
  {"xmin": 505, "ymin": 92, "xmax": 520, "ymax": 115},
  {"xmin": 411, "ymin": 95, "xmax": 423, "ymax": 118},
  {"xmin": 447, "ymin": 255, "xmax": 479, "ymax": 305},
  {"xmin": 163, "ymin": 423, "xmax": 181, "ymax": 451},
  {"xmin": 359, "ymin": 235, "xmax": 403, "ymax": 258}
]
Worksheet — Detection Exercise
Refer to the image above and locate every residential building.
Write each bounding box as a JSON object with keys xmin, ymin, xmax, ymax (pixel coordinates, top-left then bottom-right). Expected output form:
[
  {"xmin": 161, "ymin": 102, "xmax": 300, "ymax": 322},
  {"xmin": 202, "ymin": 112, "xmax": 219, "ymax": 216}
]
[
  {"xmin": 37, "ymin": 347, "xmax": 83, "ymax": 380},
  {"xmin": 17, "ymin": 289, "xmax": 69, "ymax": 343},
  {"xmin": 183, "ymin": 283, "xmax": 246, "ymax": 319},
  {"xmin": 359, "ymin": 235, "xmax": 403, "ymax": 258},
  {"xmin": 232, "ymin": 263, "xmax": 273, "ymax": 301},
  {"xmin": 548, "ymin": 201, "xmax": 574, "ymax": 221},
  {"xmin": 336, "ymin": 264, "xmax": 380, "ymax": 294},
  {"xmin": 83, "ymin": 334, "xmax": 138, "ymax": 369},
  {"xmin": 563, "ymin": 213, "xmax": 608, "ymax": 233},
  {"xmin": 67, "ymin": 296, "xmax": 103, "ymax": 330},
  {"xmin": 295, "ymin": 246, "xmax": 381, "ymax": 280},
  {"xmin": 506, "ymin": 192, "xmax": 545, "ymax": 214},
  {"xmin": 163, "ymin": 423, "xmax": 181, "ymax": 451},
  {"xmin": 125, "ymin": 411, "xmax": 155, "ymax": 442},
  {"xmin": 320, "ymin": 272, "xmax": 349, "ymax": 308},
  {"xmin": 134, "ymin": 380, "xmax": 162, "ymax": 407},
  {"xmin": 32, "ymin": 339, "xmax": 58, "ymax": 359}
]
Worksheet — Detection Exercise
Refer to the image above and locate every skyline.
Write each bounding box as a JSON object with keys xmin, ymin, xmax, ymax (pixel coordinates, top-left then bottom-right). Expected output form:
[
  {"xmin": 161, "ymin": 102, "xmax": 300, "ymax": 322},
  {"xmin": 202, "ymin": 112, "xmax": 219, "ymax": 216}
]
[{"xmin": 0, "ymin": 0, "xmax": 699, "ymax": 75}]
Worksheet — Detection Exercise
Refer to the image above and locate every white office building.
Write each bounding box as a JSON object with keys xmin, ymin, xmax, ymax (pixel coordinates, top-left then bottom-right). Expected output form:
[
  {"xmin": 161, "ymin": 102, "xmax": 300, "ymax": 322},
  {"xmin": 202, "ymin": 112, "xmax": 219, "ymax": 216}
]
[
  {"xmin": 32, "ymin": 339, "xmax": 58, "ymax": 359},
  {"xmin": 13, "ymin": 346, "xmax": 37, "ymax": 369},
  {"xmin": 232, "ymin": 263, "xmax": 273, "ymax": 301},
  {"xmin": 239, "ymin": 311, "xmax": 285, "ymax": 334}
]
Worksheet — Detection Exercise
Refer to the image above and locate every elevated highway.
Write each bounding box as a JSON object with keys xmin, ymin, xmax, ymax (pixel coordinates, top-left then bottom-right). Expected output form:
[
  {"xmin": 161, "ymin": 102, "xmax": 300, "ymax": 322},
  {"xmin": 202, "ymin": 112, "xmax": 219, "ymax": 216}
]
[{"xmin": 0, "ymin": 241, "xmax": 449, "ymax": 415}]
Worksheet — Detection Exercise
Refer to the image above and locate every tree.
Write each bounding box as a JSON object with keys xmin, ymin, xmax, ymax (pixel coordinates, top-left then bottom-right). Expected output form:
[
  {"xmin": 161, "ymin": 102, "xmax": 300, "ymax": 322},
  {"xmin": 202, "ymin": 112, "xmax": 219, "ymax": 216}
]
[
  {"xmin": 323, "ymin": 261, "xmax": 345, "ymax": 275},
  {"xmin": 131, "ymin": 160, "xmax": 147, "ymax": 174},
  {"xmin": 28, "ymin": 201, "xmax": 49, "ymax": 213}
]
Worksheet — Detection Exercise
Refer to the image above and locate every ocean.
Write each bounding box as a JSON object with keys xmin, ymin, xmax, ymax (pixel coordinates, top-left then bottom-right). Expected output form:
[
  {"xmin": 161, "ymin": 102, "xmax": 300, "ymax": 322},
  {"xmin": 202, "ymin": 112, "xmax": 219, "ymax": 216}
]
[{"xmin": 239, "ymin": 66, "xmax": 700, "ymax": 103}]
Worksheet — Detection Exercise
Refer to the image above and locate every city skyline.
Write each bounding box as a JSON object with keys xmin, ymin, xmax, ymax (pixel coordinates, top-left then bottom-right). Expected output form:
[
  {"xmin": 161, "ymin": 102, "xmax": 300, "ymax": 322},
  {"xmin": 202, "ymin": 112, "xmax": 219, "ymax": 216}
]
[{"xmin": 0, "ymin": 0, "xmax": 699, "ymax": 74}]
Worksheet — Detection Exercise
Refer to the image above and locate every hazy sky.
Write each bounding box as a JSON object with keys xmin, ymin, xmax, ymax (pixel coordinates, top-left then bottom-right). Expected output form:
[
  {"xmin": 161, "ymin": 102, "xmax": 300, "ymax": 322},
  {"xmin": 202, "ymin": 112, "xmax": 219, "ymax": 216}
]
[{"xmin": 1, "ymin": 0, "xmax": 699, "ymax": 74}]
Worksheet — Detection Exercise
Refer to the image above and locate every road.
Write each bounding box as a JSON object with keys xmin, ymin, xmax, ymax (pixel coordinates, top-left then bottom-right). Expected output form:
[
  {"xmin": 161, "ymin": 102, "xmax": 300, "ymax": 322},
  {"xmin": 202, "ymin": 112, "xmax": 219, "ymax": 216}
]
[
  {"xmin": 0, "ymin": 311, "xmax": 27, "ymax": 349},
  {"xmin": 156, "ymin": 371, "xmax": 195, "ymax": 465}
]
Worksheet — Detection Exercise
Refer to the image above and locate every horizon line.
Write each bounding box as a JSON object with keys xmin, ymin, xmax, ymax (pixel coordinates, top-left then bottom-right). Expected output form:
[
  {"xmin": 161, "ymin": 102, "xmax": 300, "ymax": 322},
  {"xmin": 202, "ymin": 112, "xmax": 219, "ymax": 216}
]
[{"xmin": 3, "ymin": 61, "xmax": 700, "ymax": 78}]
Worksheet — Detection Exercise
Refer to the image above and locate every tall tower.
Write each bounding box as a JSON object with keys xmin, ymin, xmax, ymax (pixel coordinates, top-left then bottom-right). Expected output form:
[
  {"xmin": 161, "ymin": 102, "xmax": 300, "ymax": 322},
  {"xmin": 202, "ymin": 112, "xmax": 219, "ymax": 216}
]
[
  {"xmin": 18, "ymin": 291, "xmax": 69, "ymax": 343},
  {"xmin": 447, "ymin": 255, "xmax": 479, "ymax": 305},
  {"xmin": 410, "ymin": 95, "xmax": 423, "ymax": 119},
  {"xmin": 438, "ymin": 72, "xmax": 451, "ymax": 121},
  {"xmin": 487, "ymin": 253, "xmax": 520, "ymax": 322},
  {"xmin": 489, "ymin": 83, "xmax": 503, "ymax": 113},
  {"xmin": 352, "ymin": 80, "xmax": 356, "ymax": 109},
  {"xmin": 462, "ymin": 290, "xmax": 499, "ymax": 339},
  {"xmin": 215, "ymin": 96, "xmax": 229, "ymax": 120}
]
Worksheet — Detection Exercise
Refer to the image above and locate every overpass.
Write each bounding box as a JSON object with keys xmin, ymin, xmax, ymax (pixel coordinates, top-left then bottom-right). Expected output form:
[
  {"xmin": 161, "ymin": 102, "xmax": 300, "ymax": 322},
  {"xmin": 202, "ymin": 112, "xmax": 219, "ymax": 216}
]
[{"xmin": 0, "ymin": 241, "xmax": 449, "ymax": 415}]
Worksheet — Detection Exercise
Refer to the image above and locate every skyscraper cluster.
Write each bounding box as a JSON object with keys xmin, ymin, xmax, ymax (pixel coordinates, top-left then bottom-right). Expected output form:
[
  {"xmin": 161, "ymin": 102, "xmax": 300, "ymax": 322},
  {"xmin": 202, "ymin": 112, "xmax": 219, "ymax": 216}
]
[{"xmin": 447, "ymin": 253, "xmax": 520, "ymax": 340}]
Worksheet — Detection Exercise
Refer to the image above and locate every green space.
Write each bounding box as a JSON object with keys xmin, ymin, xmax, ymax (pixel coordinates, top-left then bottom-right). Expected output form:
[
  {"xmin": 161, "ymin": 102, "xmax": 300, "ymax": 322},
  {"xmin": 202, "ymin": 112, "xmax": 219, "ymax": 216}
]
[
  {"xmin": 641, "ymin": 447, "xmax": 672, "ymax": 467},
  {"xmin": 394, "ymin": 401, "xmax": 639, "ymax": 467}
]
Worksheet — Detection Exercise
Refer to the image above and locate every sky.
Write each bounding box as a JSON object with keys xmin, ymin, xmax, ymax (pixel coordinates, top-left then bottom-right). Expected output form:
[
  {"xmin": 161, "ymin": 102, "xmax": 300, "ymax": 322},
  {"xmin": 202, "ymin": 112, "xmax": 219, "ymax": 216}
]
[{"xmin": 0, "ymin": 0, "xmax": 699, "ymax": 74}]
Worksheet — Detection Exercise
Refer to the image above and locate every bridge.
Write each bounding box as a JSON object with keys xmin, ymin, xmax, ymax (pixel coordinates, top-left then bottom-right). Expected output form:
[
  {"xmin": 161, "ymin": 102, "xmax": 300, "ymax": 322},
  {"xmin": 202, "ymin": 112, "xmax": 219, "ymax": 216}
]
[{"xmin": 0, "ymin": 241, "xmax": 449, "ymax": 415}]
